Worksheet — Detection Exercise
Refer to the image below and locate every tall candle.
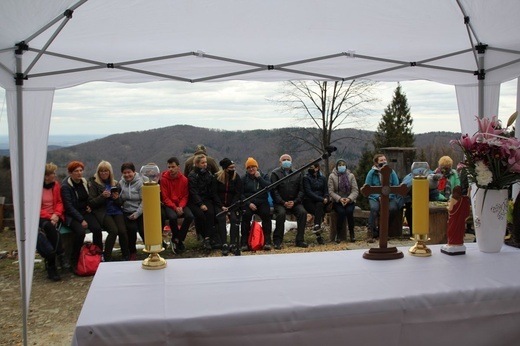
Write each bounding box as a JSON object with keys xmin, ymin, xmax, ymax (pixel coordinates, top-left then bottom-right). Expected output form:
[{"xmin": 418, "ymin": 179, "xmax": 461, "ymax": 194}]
[
  {"xmin": 412, "ymin": 178, "xmax": 429, "ymax": 235},
  {"xmin": 142, "ymin": 183, "xmax": 162, "ymax": 250}
]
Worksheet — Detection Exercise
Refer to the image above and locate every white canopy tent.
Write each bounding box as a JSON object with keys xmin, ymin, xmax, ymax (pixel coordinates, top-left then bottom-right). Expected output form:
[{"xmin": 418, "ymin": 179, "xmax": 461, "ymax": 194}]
[{"xmin": 1, "ymin": 0, "xmax": 520, "ymax": 344}]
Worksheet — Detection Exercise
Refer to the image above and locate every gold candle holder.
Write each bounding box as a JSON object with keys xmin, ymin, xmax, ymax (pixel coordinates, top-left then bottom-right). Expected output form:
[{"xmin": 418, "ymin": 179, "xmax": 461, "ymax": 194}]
[
  {"xmin": 408, "ymin": 233, "xmax": 432, "ymax": 257},
  {"xmin": 140, "ymin": 164, "xmax": 167, "ymax": 270},
  {"xmin": 142, "ymin": 244, "xmax": 167, "ymax": 270}
]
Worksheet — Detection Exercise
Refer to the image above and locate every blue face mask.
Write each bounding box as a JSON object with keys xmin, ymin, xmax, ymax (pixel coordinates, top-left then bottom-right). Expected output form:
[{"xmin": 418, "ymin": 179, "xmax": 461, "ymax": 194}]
[
  {"xmin": 281, "ymin": 160, "xmax": 292, "ymax": 169},
  {"xmin": 337, "ymin": 166, "xmax": 347, "ymax": 173}
]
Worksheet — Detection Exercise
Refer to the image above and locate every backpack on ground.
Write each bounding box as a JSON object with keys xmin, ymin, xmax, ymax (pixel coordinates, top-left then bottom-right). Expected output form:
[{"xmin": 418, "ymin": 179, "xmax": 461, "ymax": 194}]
[
  {"xmin": 248, "ymin": 218, "xmax": 265, "ymax": 251},
  {"xmin": 76, "ymin": 243, "xmax": 102, "ymax": 276}
]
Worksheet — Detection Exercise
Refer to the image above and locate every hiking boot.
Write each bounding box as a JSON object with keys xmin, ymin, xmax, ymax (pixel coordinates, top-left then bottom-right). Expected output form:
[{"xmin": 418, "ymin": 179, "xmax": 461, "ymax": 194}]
[
  {"xmin": 349, "ymin": 230, "xmax": 356, "ymax": 242},
  {"xmin": 240, "ymin": 244, "xmax": 249, "ymax": 252},
  {"xmin": 263, "ymin": 244, "xmax": 272, "ymax": 251},
  {"xmin": 221, "ymin": 244, "xmax": 229, "ymax": 256},
  {"xmin": 317, "ymin": 236, "xmax": 325, "ymax": 245},
  {"xmin": 295, "ymin": 241, "xmax": 308, "ymax": 248},
  {"xmin": 176, "ymin": 241, "xmax": 186, "ymax": 252},
  {"xmin": 203, "ymin": 238, "xmax": 212, "ymax": 250},
  {"xmin": 47, "ymin": 265, "xmax": 61, "ymax": 282},
  {"xmin": 274, "ymin": 243, "xmax": 282, "ymax": 250}
]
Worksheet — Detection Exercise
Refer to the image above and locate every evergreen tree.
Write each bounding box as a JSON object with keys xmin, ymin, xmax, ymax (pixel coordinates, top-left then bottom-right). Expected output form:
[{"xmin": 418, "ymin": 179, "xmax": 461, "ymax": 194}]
[{"xmin": 373, "ymin": 83, "xmax": 414, "ymax": 150}]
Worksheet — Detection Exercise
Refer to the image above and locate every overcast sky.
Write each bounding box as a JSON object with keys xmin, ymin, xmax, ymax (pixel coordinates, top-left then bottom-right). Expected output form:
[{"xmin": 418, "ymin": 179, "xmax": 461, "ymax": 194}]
[{"xmin": 0, "ymin": 79, "xmax": 517, "ymax": 139}]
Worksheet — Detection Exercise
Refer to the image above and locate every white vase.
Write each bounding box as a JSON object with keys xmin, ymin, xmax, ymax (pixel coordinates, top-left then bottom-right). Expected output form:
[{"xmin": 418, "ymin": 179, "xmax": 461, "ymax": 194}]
[{"xmin": 470, "ymin": 184, "xmax": 508, "ymax": 253}]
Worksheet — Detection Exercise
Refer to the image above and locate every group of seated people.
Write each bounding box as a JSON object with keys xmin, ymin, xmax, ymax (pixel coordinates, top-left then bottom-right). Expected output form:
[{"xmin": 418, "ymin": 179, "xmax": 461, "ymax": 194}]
[{"xmin": 37, "ymin": 143, "xmax": 461, "ymax": 282}]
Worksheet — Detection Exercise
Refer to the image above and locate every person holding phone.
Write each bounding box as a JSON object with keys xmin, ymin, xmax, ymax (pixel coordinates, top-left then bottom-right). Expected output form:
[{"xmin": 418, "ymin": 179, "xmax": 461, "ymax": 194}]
[{"xmin": 89, "ymin": 160, "xmax": 129, "ymax": 261}]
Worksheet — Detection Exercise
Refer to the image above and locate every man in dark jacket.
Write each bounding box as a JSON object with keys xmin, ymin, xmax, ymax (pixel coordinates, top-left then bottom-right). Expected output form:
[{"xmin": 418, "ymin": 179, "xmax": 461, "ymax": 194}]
[{"xmin": 270, "ymin": 154, "xmax": 308, "ymax": 249}]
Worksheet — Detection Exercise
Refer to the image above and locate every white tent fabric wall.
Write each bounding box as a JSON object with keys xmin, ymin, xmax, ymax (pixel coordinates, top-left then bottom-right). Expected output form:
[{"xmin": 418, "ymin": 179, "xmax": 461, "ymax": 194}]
[
  {"xmin": 6, "ymin": 88, "xmax": 54, "ymax": 312},
  {"xmin": 1, "ymin": 1, "xmax": 520, "ymax": 344},
  {"xmin": 455, "ymin": 84, "xmax": 500, "ymax": 134}
]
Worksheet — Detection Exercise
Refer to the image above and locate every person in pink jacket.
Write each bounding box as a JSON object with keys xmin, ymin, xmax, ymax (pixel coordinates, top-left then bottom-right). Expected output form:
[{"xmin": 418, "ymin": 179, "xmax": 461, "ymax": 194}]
[
  {"xmin": 39, "ymin": 162, "xmax": 65, "ymax": 281},
  {"xmin": 160, "ymin": 157, "xmax": 194, "ymax": 252}
]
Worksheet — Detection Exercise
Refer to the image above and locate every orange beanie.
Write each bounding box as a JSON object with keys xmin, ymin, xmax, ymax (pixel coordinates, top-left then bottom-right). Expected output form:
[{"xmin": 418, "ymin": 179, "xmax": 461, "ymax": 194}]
[{"xmin": 245, "ymin": 157, "xmax": 258, "ymax": 168}]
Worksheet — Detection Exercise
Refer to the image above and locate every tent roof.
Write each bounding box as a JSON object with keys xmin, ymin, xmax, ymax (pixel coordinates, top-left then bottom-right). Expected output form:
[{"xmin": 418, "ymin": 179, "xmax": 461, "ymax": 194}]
[{"xmin": 1, "ymin": 0, "xmax": 520, "ymax": 89}]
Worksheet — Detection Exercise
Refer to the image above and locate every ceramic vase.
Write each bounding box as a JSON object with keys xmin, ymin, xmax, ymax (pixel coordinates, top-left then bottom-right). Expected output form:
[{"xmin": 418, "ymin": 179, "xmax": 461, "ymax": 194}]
[{"xmin": 470, "ymin": 184, "xmax": 508, "ymax": 253}]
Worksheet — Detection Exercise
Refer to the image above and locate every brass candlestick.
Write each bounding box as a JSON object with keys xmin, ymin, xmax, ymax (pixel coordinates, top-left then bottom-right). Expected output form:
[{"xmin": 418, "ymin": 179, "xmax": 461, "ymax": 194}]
[{"xmin": 408, "ymin": 234, "xmax": 432, "ymax": 257}]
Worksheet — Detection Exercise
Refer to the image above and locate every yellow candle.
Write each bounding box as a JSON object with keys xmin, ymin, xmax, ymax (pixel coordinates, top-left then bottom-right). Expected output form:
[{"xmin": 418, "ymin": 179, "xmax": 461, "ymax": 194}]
[
  {"xmin": 142, "ymin": 183, "xmax": 162, "ymax": 248},
  {"xmin": 412, "ymin": 178, "xmax": 429, "ymax": 235}
]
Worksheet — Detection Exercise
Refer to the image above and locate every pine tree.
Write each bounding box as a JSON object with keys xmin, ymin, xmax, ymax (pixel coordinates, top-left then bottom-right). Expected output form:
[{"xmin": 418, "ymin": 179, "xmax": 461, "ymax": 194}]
[{"xmin": 373, "ymin": 83, "xmax": 414, "ymax": 150}]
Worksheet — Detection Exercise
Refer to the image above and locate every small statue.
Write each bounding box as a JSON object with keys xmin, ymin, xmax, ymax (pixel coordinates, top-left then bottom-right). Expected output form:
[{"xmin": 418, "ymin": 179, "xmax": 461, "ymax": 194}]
[{"xmin": 441, "ymin": 186, "xmax": 470, "ymax": 255}]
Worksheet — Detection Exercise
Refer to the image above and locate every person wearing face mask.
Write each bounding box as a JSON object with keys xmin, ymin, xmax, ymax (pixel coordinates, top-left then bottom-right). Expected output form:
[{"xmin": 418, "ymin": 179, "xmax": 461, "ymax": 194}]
[
  {"xmin": 365, "ymin": 154, "xmax": 401, "ymax": 243},
  {"xmin": 270, "ymin": 154, "xmax": 308, "ymax": 249},
  {"xmin": 215, "ymin": 158, "xmax": 242, "ymax": 255},
  {"xmin": 188, "ymin": 154, "xmax": 219, "ymax": 250},
  {"xmin": 434, "ymin": 156, "xmax": 460, "ymax": 201},
  {"xmin": 302, "ymin": 162, "xmax": 329, "ymax": 245},
  {"xmin": 328, "ymin": 159, "xmax": 359, "ymax": 243}
]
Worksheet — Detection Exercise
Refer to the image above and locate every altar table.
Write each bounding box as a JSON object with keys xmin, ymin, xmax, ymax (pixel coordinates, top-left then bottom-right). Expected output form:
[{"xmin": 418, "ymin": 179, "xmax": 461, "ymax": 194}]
[{"xmin": 72, "ymin": 243, "xmax": 520, "ymax": 346}]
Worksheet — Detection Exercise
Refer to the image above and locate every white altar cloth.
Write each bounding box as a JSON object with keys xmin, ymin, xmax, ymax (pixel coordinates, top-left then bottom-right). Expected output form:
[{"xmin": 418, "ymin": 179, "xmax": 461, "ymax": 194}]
[{"xmin": 72, "ymin": 243, "xmax": 520, "ymax": 345}]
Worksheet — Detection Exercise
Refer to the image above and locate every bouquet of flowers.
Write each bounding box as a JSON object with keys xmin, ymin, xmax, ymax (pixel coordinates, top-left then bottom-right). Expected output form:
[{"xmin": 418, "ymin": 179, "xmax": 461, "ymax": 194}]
[{"xmin": 451, "ymin": 113, "xmax": 520, "ymax": 190}]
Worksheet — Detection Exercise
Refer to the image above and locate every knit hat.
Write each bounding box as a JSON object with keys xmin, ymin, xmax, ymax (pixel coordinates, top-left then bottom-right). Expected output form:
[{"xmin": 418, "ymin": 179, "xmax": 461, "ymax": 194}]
[
  {"xmin": 67, "ymin": 161, "xmax": 85, "ymax": 173},
  {"xmin": 219, "ymin": 158, "xmax": 234, "ymax": 169},
  {"xmin": 335, "ymin": 159, "xmax": 346, "ymax": 169},
  {"xmin": 245, "ymin": 157, "xmax": 258, "ymax": 168}
]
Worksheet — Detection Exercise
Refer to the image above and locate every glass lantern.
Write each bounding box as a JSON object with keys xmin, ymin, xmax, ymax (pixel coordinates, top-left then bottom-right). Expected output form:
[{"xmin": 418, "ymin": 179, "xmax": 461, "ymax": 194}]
[
  {"xmin": 411, "ymin": 162, "xmax": 430, "ymax": 179},
  {"xmin": 140, "ymin": 163, "xmax": 160, "ymax": 184}
]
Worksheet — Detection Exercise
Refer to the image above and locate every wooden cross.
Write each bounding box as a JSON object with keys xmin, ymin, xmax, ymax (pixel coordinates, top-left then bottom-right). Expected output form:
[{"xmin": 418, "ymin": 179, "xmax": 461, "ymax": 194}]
[{"xmin": 360, "ymin": 165, "xmax": 409, "ymax": 260}]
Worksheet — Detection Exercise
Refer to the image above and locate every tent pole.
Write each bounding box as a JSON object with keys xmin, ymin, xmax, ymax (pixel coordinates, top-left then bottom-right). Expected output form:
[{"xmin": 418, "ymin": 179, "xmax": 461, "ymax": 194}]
[
  {"xmin": 15, "ymin": 49, "xmax": 28, "ymax": 346},
  {"xmin": 478, "ymin": 53, "xmax": 484, "ymax": 119},
  {"xmin": 476, "ymin": 44, "xmax": 487, "ymax": 119}
]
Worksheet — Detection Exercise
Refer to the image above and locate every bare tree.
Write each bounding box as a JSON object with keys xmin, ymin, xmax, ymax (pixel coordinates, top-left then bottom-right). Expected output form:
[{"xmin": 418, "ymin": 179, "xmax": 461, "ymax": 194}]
[{"xmin": 273, "ymin": 80, "xmax": 379, "ymax": 174}]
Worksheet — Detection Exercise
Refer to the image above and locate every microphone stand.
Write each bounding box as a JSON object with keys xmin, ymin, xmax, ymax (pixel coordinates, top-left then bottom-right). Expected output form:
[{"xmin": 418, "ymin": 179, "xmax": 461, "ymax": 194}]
[{"xmin": 217, "ymin": 147, "xmax": 337, "ymax": 255}]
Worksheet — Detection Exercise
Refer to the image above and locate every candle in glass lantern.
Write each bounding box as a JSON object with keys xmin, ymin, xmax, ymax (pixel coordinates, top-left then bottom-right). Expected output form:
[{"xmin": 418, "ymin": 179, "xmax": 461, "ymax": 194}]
[{"xmin": 140, "ymin": 163, "xmax": 163, "ymax": 251}]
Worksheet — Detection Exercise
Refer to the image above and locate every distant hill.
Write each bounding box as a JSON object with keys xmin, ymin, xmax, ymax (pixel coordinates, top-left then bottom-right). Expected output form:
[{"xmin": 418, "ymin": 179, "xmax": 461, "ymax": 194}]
[{"xmin": 45, "ymin": 125, "xmax": 461, "ymax": 177}]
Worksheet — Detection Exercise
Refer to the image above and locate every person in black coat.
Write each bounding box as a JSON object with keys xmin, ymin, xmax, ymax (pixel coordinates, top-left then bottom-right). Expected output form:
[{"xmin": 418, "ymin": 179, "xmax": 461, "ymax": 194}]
[
  {"xmin": 60, "ymin": 161, "xmax": 103, "ymax": 271},
  {"xmin": 188, "ymin": 154, "xmax": 219, "ymax": 250},
  {"xmin": 215, "ymin": 158, "xmax": 242, "ymax": 255},
  {"xmin": 303, "ymin": 162, "xmax": 329, "ymax": 245},
  {"xmin": 241, "ymin": 157, "xmax": 273, "ymax": 251},
  {"xmin": 270, "ymin": 154, "xmax": 308, "ymax": 249}
]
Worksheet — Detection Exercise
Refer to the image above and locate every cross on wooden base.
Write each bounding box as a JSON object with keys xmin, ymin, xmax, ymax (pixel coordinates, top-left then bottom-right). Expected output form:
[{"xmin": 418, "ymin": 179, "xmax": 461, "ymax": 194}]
[{"xmin": 360, "ymin": 165, "xmax": 409, "ymax": 260}]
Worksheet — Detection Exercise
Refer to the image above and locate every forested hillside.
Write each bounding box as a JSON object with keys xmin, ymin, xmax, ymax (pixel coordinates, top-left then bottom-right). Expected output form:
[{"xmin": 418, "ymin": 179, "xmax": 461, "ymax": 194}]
[
  {"xmin": 0, "ymin": 126, "xmax": 460, "ymax": 203},
  {"xmin": 45, "ymin": 125, "xmax": 460, "ymax": 176}
]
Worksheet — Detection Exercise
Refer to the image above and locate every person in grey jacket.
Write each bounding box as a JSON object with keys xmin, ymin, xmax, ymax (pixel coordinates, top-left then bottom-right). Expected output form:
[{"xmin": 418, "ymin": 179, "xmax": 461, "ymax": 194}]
[
  {"xmin": 328, "ymin": 159, "xmax": 359, "ymax": 242},
  {"xmin": 119, "ymin": 162, "xmax": 144, "ymax": 261},
  {"xmin": 270, "ymin": 154, "xmax": 307, "ymax": 249}
]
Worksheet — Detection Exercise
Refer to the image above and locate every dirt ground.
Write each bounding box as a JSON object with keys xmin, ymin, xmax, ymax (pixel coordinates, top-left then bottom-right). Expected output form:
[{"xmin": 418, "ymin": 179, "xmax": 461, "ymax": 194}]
[{"xmin": 0, "ymin": 225, "xmax": 418, "ymax": 346}]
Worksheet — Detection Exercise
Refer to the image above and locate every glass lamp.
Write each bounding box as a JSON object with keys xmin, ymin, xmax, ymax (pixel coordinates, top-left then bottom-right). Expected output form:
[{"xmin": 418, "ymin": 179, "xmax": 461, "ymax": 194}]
[
  {"xmin": 409, "ymin": 162, "xmax": 432, "ymax": 257},
  {"xmin": 140, "ymin": 163, "xmax": 167, "ymax": 269}
]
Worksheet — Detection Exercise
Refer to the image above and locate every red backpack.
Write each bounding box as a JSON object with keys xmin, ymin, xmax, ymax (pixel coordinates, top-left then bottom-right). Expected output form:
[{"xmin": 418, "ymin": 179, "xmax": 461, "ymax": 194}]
[
  {"xmin": 248, "ymin": 219, "xmax": 265, "ymax": 251},
  {"xmin": 76, "ymin": 243, "xmax": 102, "ymax": 276}
]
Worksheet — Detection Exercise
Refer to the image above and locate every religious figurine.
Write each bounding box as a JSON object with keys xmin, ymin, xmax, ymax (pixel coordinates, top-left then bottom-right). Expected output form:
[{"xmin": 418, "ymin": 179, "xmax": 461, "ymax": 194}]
[{"xmin": 441, "ymin": 186, "xmax": 470, "ymax": 255}]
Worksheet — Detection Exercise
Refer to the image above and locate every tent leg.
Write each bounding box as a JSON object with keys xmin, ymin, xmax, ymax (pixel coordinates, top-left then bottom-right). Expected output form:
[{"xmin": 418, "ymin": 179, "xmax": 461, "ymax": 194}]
[{"xmin": 15, "ymin": 51, "xmax": 28, "ymax": 346}]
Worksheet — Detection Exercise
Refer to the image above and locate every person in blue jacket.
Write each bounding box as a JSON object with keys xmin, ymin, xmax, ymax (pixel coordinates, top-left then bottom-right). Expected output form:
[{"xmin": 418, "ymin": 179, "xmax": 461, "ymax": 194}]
[{"xmin": 364, "ymin": 154, "xmax": 400, "ymax": 242}]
